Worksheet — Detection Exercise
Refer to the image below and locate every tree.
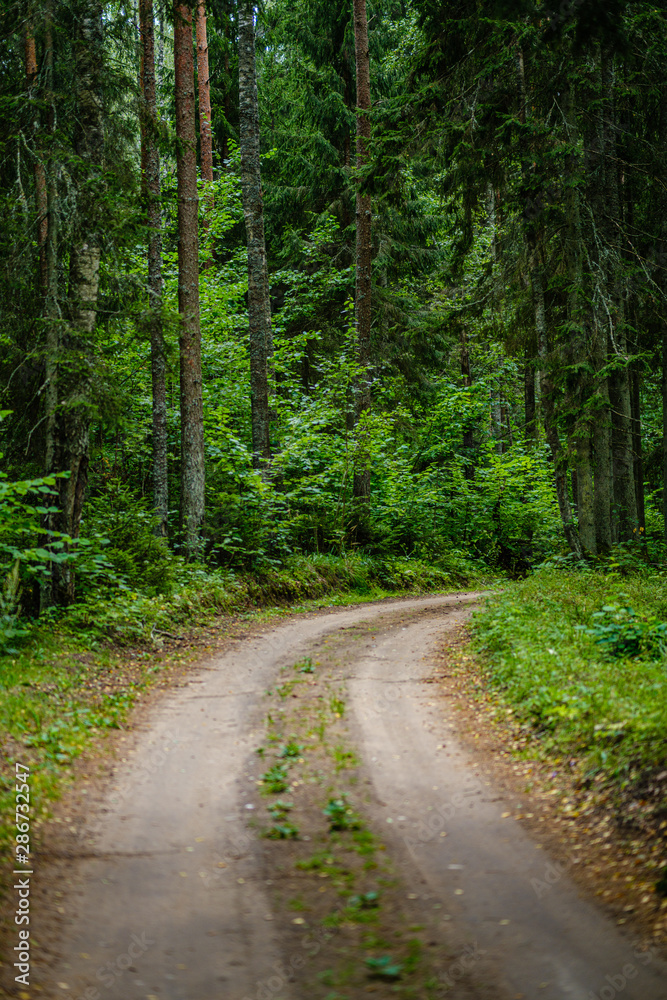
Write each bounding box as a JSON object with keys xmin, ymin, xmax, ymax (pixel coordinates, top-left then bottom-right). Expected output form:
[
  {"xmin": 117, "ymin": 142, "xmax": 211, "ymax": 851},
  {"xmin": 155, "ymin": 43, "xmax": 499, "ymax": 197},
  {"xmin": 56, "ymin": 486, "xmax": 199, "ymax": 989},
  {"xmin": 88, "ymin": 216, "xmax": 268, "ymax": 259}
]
[
  {"xmin": 174, "ymin": 0, "xmax": 205, "ymax": 555},
  {"xmin": 351, "ymin": 0, "xmax": 372, "ymax": 511},
  {"xmin": 140, "ymin": 0, "xmax": 168, "ymax": 535},
  {"xmin": 48, "ymin": 0, "xmax": 105, "ymax": 604},
  {"xmin": 24, "ymin": 13, "xmax": 48, "ymax": 296},
  {"xmin": 238, "ymin": 0, "xmax": 271, "ymax": 467},
  {"xmin": 196, "ymin": 0, "xmax": 213, "ymax": 186}
]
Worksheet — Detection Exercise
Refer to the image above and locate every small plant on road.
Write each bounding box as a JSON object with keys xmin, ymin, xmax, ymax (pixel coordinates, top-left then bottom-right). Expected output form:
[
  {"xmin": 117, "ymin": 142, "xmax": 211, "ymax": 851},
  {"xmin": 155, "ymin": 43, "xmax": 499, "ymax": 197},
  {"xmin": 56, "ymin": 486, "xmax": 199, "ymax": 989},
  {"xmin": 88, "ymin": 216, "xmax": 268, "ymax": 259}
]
[
  {"xmin": 365, "ymin": 955, "xmax": 403, "ymax": 979},
  {"xmin": 265, "ymin": 799, "xmax": 299, "ymax": 839},
  {"xmin": 279, "ymin": 739, "xmax": 304, "ymax": 759},
  {"xmin": 324, "ymin": 794, "xmax": 361, "ymax": 830},
  {"xmin": 261, "ymin": 763, "xmax": 290, "ymax": 793},
  {"xmin": 330, "ymin": 694, "xmax": 345, "ymax": 716},
  {"xmin": 295, "ymin": 657, "xmax": 314, "ymax": 673}
]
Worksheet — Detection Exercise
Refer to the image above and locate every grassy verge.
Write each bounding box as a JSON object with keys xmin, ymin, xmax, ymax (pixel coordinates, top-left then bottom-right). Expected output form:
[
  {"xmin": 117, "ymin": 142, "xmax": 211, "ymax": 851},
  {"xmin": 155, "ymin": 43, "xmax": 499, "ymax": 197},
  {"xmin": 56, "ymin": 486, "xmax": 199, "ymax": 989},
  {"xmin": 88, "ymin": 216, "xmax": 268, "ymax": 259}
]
[
  {"xmin": 0, "ymin": 552, "xmax": 490, "ymax": 868},
  {"xmin": 472, "ymin": 568, "xmax": 667, "ymax": 835}
]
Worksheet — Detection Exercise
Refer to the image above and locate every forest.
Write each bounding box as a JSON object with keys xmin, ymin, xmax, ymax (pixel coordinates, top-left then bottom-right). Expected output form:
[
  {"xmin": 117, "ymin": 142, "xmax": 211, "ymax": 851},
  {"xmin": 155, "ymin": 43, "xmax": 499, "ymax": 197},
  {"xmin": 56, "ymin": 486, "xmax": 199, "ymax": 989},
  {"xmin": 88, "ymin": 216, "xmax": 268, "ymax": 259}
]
[
  {"xmin": 1, "ymin": 0, "xmax": 667, "ymax": 993},
  {"xmin": 2, "ymin": 0, "xmax": 666, "ymax": 636}
]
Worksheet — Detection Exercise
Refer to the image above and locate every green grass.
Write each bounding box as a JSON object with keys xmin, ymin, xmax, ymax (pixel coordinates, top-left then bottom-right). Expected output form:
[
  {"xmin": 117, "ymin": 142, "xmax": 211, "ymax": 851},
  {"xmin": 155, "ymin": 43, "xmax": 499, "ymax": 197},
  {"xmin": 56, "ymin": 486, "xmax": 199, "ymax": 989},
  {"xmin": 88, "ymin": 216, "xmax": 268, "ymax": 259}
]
[{"xmin": 473, "ymin": 568, "xmax": 667, "ymax": 787}]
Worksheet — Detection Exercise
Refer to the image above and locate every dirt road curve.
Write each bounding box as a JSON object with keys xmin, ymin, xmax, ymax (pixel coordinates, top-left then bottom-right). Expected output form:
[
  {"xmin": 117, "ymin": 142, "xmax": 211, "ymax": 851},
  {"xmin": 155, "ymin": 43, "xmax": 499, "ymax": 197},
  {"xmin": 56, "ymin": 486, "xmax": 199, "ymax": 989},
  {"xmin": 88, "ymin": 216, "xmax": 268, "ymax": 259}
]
[{"xmin": 44, "ymin": 594, "xmax": 666, "ymax": 1000}]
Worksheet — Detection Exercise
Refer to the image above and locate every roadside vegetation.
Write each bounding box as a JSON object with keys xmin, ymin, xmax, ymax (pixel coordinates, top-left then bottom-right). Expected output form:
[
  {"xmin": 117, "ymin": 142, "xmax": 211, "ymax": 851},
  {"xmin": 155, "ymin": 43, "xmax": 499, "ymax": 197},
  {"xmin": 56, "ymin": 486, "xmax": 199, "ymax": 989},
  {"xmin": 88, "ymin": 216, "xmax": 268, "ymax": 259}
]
[{"xmin": 472, "ymin": 560, "xmax": 667, "ymax": 852}]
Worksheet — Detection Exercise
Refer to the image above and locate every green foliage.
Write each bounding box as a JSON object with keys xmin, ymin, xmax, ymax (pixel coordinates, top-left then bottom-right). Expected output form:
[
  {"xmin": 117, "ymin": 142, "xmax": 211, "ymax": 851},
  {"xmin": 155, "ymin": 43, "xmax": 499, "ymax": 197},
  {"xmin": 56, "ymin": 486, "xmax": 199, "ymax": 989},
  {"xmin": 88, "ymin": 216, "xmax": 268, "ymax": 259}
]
[
  {"xmin": 473, "ymin": 570, "xmax": 667, "ymax": 790},
  {"xmin": 265, "ymin": 799, "xmax": 299, "ymax": 839},
  {"xmin": 580, "ymin": 605, "xmax": 667, "ymax": 659},
  {"xmin": 365, "ymin": 955, "xmax": 403, "ymax": 980},
  {"xmin": 323, "ymin": 795, "xmax": 361, "ymax": 830},
  {"xmin": 81, "ymin": 480, "xmax": 175, "ymax": 595},
  {"xmin": 261, "ymin": 763, "xmax": 290, "ymax": 794}
]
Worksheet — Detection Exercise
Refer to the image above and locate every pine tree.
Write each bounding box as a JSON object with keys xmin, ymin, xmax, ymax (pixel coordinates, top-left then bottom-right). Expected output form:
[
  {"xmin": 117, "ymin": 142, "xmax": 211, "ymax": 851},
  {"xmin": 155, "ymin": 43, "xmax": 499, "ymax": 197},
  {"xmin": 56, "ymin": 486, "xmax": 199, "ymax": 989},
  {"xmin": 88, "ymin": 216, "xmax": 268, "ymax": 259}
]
[
  {"xmin": 140, "ymin": 0, "xmax": 168, "ymax": 535},
  {"xmin": 351, "ymin": 0, "xmax": 372, "ymax": 514},
  {"xmin": 174, "ymin": 0, "xmax": 205, "ymax": 555},
  {"xmin": 239, "ymin": 0, "xmax": 271, "ymax": 467}
]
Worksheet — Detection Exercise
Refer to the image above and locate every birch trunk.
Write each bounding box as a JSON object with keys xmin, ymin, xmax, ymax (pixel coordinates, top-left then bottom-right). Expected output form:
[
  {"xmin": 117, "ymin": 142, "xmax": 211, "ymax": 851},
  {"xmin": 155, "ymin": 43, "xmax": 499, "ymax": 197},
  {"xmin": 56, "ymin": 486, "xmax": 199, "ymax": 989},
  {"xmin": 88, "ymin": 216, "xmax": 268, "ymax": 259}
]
[
  {"xmin": 174, "ymin": 0, "xmax": 205, "ymax": 555},
  {"xmin": 239, "ymin": 0, "xmax": 271, "ymax": 467},
  {"xmin": 140, "ymin": 0, "xmax": 168, "ymax": 535}
]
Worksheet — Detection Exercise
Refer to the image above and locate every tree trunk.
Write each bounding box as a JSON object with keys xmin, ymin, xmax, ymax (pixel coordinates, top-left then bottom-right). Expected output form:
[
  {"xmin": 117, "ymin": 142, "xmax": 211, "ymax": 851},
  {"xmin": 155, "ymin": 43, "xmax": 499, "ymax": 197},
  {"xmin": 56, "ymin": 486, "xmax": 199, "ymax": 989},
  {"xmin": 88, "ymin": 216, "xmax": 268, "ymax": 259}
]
[
  {"xmin": 40, "ymin": 9, "xmax": 59, "ymax": 612},
  {"xmin": 352, "ymin": 0, "xmax": 372, "ymax": 508},
  {"xmin": 531, "ymin": 244, "xmax": 582, "ymax": 559},
  {"xmin": 157, "ymin": 0, "xmax": 165, "ymax": 102},
  {"xmin": 564, "ymin": 91, "xmax": 596, "ymax": 556},
  {"xmin": 663, "ymin": 325, "xmax": 667, "ymax": 543},
  {"xmin": 630, "ymin": 365, "xmax": 645, "ymax": 532},
  {"xmin": 51, "ymin": 0, "xmax": 104, "ymax": 604},
  {"xmin": 238, "ymin": 0, "xmax": 271, "ymax": 467},
  {"xmin": 524, "ymin": 352, "xmax": 536, "ymax": 442},
  {"xmin": 174, "ymin": 0, "xmax": 205, "ymax": 555},
  {"xmin": 140, "ymin": 0, "xmax": 168, "ymax": 535},
  {"xmin": 196, "ymin": 1, "xmax": 213, "ymax": 184},
  {"xmin": 460, "ymin": 327, "xmax": 474, "ymax": 480},
  {"xmin": 24, "ymin": 18, "xmax": 48, "ymax": 296},
  {"xmin": 601, "ymin": 48, "xmax": 636, "ymax": 540}
]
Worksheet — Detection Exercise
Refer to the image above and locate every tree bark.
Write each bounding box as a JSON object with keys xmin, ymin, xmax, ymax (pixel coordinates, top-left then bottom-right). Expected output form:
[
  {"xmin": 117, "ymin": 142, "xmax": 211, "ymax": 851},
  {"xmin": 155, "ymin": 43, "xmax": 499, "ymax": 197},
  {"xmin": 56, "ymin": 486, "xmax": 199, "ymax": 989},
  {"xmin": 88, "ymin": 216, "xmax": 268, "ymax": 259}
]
[
  {"xmin": 51, "ymin": 0, "xmax": 104, "ymax": 604},
  {"xmin": 174, "ymin": 0, "xmax": 205, "ymax": 555},
  {"xmin": 630, "ymin": 365, "xmax": 645, "ymax": 532},
  {"xmin": 40, "ymin": 9, "xmax": 60, "ymax": 612},
  {"xmin": 664, "ymin": 324, "xmax": 667, "ymax": 542},
  {"xmin": 140, "ymin": 0, "xmax": 168, "ymax": 535},
  {"xmin": 238, "ymin": 0, "xmax": 271, "ymax": 467},
  {"xmin": 524, "ymin": 352, "xmax": 536, "ymax": 442},
  {"xmin": 24, "ymin": 18, "xmax": 48, "ymax": 296},
  {"xmin": 352, "ymin": 0, "xmax": 372, "ymax": 508},
  {"xmin": 195, "ymin": 1, "xmax": 213, "ymax": 184},
  {"xmin": 601, "ymin": 48, "xmax": 636, "ymax": 541},
  {"xmin": 564, "ymin": 91, "xmax": 595, "ymax": 556},
  {"xmin": 531, "ymin": 244, "xmax": 582, "ymax": 559},
  {"xmin": 460, "ymin": 327, "xmax": 474, "ymax": 479}
]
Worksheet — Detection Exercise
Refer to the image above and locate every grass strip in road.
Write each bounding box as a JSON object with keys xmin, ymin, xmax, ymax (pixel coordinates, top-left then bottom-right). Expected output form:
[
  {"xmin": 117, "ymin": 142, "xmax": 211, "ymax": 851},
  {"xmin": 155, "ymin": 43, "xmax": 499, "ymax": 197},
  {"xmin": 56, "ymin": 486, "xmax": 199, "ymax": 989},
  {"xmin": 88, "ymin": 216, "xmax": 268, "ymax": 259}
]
[{"xmin": 246, "ymin": 624, "xmax": 489, "ymax": 1000}]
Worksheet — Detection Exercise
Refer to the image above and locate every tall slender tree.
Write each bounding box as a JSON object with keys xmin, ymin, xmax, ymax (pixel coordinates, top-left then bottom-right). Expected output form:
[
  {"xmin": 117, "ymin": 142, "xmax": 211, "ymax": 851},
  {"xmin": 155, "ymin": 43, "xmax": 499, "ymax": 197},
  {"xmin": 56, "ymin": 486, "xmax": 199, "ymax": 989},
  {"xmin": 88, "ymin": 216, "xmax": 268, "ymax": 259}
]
[
  {"xmin": 140, "ymin": 0, "xmax": 168, "ymax": 535},
  {"xmin": 24, "ymin": 15, "xmax": 48, "ymax": 296},
  {"xmin": 174, "ymin": 0, "xmax": 205, "ymax": 555},
  {"xmin": 196, "ymin": 0, "xmax": 213, "ymax": 185},
  {"xmin": 351, "ymin": 0, "xmax": 372, "ymax": 510},
  {"xmin": 50, "ymin": 0, "xmax": 105, "ymax": 603},
  {"xmin": 238, "ymin": 0, "xmax": 271, "ymax": 467}
]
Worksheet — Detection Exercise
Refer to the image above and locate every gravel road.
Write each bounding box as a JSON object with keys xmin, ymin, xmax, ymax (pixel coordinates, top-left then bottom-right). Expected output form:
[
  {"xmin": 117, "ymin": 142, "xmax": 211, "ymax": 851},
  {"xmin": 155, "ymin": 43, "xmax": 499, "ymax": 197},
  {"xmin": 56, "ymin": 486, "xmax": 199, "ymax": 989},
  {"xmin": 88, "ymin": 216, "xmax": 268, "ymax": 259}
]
[{"xmin": 45, "ymin": 593, "xmax": 667, "ymax": 1000}]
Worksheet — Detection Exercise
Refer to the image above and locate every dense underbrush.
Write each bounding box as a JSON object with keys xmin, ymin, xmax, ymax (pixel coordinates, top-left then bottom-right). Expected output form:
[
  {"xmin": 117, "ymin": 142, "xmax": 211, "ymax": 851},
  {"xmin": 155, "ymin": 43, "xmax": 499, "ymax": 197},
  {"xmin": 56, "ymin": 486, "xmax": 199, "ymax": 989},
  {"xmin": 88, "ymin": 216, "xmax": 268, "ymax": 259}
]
[{"xmin": 473, "ymin": 568, "xmax": 667, "ymax": 829}]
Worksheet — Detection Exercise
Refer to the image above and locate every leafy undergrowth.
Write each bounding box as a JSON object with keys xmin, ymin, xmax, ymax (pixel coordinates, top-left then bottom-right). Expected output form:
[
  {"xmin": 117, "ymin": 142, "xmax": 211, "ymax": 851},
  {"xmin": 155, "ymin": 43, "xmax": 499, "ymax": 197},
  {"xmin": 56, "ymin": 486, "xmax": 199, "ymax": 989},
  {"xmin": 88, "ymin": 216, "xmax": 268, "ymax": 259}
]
[
  {"xmin": 0, "ymin": 553, "xmax": 490, "ymax": 869},
  {"xmin": 472, "ymin": 568, "xmax": 667, "ymax": 829},
  {"xmin": 55, "ymin": 550, "xmax": 486, "ymax": 648}
]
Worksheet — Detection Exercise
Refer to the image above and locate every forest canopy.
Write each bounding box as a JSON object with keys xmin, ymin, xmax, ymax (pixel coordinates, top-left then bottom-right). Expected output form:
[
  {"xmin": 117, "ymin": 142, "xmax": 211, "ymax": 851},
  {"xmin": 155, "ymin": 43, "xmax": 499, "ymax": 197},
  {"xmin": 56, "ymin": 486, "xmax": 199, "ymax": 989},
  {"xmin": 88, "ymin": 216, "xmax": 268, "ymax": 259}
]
[{"xmin": 1, "ymin": 0, "xmax": 667, "ymax": 640}]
